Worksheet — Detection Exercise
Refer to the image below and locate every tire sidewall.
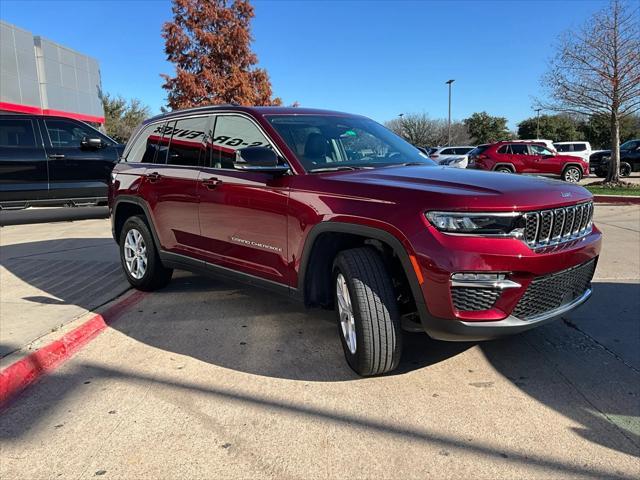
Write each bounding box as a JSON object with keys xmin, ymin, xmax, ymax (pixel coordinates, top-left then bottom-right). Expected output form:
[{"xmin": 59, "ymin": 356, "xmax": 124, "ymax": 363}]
[{"xmin": 496, "ymin": 167, "xmax": 512, "ymax": 174}]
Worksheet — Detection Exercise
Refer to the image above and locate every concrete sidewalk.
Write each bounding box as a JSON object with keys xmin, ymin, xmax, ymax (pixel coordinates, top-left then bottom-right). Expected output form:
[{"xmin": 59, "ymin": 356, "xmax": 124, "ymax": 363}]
[
  {"xmin": 0, "ymin": 208, "xmax": 126, "ymax": 359},
  {"xmin": 0, "ymin": 205, "xmax": 638, "ymax": 479}
]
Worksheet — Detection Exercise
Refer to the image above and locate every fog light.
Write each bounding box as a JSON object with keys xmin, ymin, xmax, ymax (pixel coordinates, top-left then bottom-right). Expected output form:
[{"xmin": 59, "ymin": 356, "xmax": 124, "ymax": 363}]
[{"xmin": 451, "ymin": 272, "xmax": 520, "ymax": 289}]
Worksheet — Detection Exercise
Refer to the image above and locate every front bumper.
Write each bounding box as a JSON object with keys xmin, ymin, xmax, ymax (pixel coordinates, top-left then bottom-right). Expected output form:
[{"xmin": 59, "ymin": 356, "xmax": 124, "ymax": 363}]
[{"xmin": 408, "ymin": 224, "xmax": 601, "ymax": 341}]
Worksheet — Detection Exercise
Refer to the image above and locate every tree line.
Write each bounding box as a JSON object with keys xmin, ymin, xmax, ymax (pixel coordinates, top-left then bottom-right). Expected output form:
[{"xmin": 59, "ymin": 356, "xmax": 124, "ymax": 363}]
[
  {"xmin": 101, "ymin": 0, "xmax": 637, "ymax": 185},
  {"xmin": 385, "ymin": 111, "xmax": 640, "ymax": 149}
]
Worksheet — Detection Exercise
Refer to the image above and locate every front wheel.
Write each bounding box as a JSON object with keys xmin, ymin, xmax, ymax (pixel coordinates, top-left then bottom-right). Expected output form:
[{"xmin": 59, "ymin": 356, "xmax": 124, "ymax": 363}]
[
  {"xmin": 562, "ymin": 166, "xmax": 582, "ymax": 183},
  {"xmin": 495, "ymin": 167, "xmax": 513, "ymax": 174},
  {"xmin": 333, "ymin": 247, "xmax": 402, "ymax": 376},
  {"xmin": 119, "ymin": 215, "xmax": 173, "ymax": 291}
]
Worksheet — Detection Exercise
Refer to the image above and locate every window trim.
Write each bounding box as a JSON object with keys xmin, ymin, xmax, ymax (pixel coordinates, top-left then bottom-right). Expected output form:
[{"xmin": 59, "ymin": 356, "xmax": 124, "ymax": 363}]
[
  {"xmin": 43, "ymin": 117, "xmax": 112, "ymax": 149},
  {"xmin": 123, "ymin": 111, "xmax": 287, "ymax": 173},
  {"xmin": 0, "ymin": 118, "xmax": 39, "ymax": 148}
]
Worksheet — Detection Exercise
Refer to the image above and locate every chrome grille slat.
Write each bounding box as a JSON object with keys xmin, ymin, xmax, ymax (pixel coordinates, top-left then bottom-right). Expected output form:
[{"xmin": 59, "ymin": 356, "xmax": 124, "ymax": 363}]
[{"xmin": 523, "ymin": 201, "xmax": 593, "ymax": 249}]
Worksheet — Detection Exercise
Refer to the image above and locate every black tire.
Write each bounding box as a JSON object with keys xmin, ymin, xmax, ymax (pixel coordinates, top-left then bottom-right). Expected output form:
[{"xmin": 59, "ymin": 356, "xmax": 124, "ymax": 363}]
[
  {"xmin": 495, "ymin": 166, "xmax": 513, "ymax": 174},
  {"xmin": 620, "ymin": 163, "xmax": 631, "ymax": 177},
  {"xmin": 119, "ymin": 215, "xmax": 173, "ymax": 291},
  {"xmin": 562, "ymin": 166, "xmax": 582, "ymax": 183},
  {"xmin": 333, "ymin": 247, "xmax": 402, "ymax": 376}
]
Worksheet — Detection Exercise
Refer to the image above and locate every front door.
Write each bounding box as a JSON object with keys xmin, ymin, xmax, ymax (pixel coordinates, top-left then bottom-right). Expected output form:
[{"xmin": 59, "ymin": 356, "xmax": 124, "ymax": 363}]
[
  {"xmin": 41, "ymin": 118, "xmax": 118, "ymax": 200},
  {"xmin": 529, "ymin": 144, "xmax": 562, "ymax": 175},
  {"xmin": 197, "ymin": 114, "xmax": 290, "ymax": 285},
  {"xmin": 0, "ymin": 117, "xmax": 48, "ymax": 203}
]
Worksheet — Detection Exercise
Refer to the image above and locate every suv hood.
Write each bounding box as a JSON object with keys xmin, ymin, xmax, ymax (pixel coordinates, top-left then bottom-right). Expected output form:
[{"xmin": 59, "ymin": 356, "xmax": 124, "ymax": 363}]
[{"xmin": 323, "ymin": 165, "xmax": 592, "ymax": 211}]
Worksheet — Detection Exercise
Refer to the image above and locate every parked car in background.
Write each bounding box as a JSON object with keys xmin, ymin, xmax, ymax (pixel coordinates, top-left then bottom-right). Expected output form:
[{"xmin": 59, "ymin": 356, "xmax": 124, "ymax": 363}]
[
  {"xmin": 553, "ymin": 141, "xmax": 592, "ymax": 162},
  {"xmin": 513, "ymin": 139, "xmax": 556, "ymax": 151},
  {"xmin": 0, "ymin": 114, "xmax": 124, "ymax": 209},
  {"xmin": 589, "ymin": 139, "xmax": 640, "ymax": 177},
  {"xmin": 110, "ymin": 105, "xmax": 600, "ymax": 376},
  {"xmin": 467, "ymin": 140, "xmax": 589, "ymax": 182},
  {"xmin": 430, "ymin": 146, "xmax": 475, "ymax": 168}
]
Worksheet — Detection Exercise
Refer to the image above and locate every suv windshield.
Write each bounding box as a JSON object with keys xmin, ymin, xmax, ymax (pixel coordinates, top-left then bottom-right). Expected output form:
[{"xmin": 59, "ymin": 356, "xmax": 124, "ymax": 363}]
[
  {"xmin": 267, "ymin": 115, "xmax": 434, "ymax": 172},
  {"xmin": 620, "ymin": 140, "xmax": 639, "ymax": 151}
]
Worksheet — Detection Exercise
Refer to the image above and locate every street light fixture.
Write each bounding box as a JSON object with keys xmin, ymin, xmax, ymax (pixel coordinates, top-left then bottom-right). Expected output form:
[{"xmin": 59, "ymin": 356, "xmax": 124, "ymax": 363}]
[
  {"xmin": 446, "ymin": 79, "xmax": 455, "ymax": 146},
  {"xmin": 535, "ymin": 108, "xmax": 542, "ymax": 139}
]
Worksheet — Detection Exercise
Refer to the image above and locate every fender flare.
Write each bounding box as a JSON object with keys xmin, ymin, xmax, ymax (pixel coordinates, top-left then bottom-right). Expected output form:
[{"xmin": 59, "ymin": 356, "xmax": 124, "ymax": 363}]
[
  {"xmin": 112, "ymin": 196, "xmax": 161, "ymax": 248},
  {"xmin": 561, "ymin": 163, "xmax": 585, "ymax": 175},
  {"xmin": 297, "ymin": 221, "xmax": 425, "ymax": 310}
]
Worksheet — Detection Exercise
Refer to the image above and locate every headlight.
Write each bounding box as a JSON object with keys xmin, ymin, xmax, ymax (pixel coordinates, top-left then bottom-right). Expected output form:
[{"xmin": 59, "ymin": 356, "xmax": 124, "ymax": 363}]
[{"xmin": 425, "ymin": 211, "xmax": 523, "ymax": 236}]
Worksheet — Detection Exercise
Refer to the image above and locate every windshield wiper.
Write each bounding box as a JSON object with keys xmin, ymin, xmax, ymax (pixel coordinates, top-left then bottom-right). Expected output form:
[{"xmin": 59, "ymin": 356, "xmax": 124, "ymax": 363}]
[{"xmin": 309, "ymin": 166, "xmax": 370, "ymax": 173}]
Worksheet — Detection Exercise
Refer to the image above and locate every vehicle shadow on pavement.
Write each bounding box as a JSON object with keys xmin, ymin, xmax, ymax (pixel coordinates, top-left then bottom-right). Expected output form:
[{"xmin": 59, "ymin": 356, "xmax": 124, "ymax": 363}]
[
  {"xmin": 110, "ymin": 272, "xmax": 472, "ymax": 382},
  {"xmin": 0, "ymin": 206, "xmax": 109, "ymax": 227},
  {"xmin": 481, "ymin": 281, "xmax": 640, "ymax": 458}
]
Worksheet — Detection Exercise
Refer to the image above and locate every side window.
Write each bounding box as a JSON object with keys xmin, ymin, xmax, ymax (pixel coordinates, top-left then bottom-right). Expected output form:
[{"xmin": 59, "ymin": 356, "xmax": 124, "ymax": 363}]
[
  {"xmin": 210, "ymin": 115, "xmax": 271, "ymax": 169},
  {"xmin": 531, "ymin": 144, "xmax": 554, "ymax": 156},
  {"xmin": 440, "ymin": 148, "xmax": 454, "ymax": 155},
  {"xmin": 554, "ymin": 144, "xmax": 571, "ymax": 152},
  {"xmin": 167, "ymin": 116, "xmax": 212, "ymax": 167},
  {"xmin": 510, "ymin": 144, "xmax": 528, "ymax": 155},
  {"xmin": 0, "ymin": 119, "xmax": 37, "ymax": 147},
  {"xmin": 497, "ymin": 145, "xmax": 510, "ymax": 154},
  {"xmin": 125, "ymin": 123, "xmax": 164, "ymax": 163},
  {"xmin": 45, "ymin": 119, "xmax": 95, "ymax": 148},
  {"xmin": 573, "ymin": 143, "xmax": 586, "ymax": 152}
]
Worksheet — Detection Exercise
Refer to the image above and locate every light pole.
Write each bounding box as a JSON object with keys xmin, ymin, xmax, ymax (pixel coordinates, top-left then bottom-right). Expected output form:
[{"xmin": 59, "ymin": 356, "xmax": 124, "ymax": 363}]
[
  {"xmin": 535, "ymin": 108, "xmax": 542, "ymax": 139},
  {"xmin": 446, "ymin": 79, "xmax": 455, "ymax": 146}
]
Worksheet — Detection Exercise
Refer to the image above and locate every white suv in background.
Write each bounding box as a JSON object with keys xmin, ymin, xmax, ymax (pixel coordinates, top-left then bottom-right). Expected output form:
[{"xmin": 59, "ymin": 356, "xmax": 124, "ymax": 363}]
[
  {"xmin": 429, "ymin": 146, "xmax": 475, "ymax": 168},
  {"xmin": 553, "ymin": 141, "xmax": 592, "ymax": 162}
]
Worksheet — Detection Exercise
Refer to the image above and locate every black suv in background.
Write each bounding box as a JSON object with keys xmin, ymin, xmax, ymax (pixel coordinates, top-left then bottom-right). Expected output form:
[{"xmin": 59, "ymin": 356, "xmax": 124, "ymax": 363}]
[
  {"xmin": 0, "ymin": 114, "xmax": 124, "ymax": 209},
  {"xmin": 589, "ymin": 139, "xmax": 640, "ymax": 177}
]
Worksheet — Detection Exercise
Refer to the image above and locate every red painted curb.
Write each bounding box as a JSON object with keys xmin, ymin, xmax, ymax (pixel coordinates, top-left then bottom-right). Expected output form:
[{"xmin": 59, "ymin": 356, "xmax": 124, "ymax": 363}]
[
  {"xmin": 593, "ymin": 195, "xmax": 640, "ymax": 204},
  {"xmin": 0, "ymin": 290, "xmax": 146, "ymax": 407}
]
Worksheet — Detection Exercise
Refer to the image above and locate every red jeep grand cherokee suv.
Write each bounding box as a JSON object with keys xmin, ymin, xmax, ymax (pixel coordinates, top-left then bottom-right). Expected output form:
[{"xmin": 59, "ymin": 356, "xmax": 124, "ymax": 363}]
[
  {"xmin": 468, "ymin": 141, "xmax": 590, "ymax": 182},
  {"xmin": 110, "ymin": 106, "xmax": 601, "ymax": 376}
]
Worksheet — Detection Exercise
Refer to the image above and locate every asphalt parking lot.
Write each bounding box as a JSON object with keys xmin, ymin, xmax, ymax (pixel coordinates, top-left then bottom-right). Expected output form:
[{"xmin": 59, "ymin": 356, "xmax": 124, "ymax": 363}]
[{"xmin": 1, "ymin": 204, "xmax": 639, "ymax": 479}]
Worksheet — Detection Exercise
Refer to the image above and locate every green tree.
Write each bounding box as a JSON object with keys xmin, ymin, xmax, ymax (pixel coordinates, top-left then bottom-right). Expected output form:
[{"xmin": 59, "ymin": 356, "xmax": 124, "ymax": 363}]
[
  {"xmin": 579, "ymin": 113, "xmax": 640, "ymax": 149},
  {"xmin": 102, "ymin": 94, "xmax": 151, "ymax": 143},
  {"xmin": 517, "ymin": 115, "xmax": 582, "ymax": 141},
  {"xmin": 464, "ymin": 112, "xmax": 511, "ymax": 144}
]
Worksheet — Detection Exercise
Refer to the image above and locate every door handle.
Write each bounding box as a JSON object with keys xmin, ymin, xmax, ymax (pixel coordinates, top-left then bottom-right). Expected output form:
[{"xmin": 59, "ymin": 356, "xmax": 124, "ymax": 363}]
[
  {"xmin": 146, "ymin": 171, "xmax": 162, "ymax": 182},
  {"xmin": 48, "ymin": 154, "xmax": 65, "ymax": 159},
  {"xmin": 201, "ymin": 177, "xmax": 221, "ymax": 189}
]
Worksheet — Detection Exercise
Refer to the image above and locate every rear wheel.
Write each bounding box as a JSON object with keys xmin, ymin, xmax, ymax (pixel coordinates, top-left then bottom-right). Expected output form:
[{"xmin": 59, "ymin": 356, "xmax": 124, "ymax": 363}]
[
  {"xmin": 562, "ymin": 166, "xmax": 582, "ymax": 183},
  {"xmin": 495, "ymin": 166, "xmax": 513, "ymax": 174},
  {"xmin": 119, "ymin": 215, "xmax": 173, "ymax": 291},
  {"xmin": 333, "ymin": 247, "xmax": 402, "ymax": 376},
  {"xmin": 620, "ymin": 163, "xmax": 631, "ymax": 177}
]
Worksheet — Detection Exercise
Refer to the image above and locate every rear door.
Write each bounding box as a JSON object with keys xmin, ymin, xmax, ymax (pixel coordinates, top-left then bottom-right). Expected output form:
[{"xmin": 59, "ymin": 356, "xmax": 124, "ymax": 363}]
[
  {"xmin": 197, "ymin": 114, "xmax": 290, "ymax": 285},
  {"xmin": 0, "ymin": 117, "xmax": 48, "ymax": 203},
  {"xmin": 41, "ymin": 117, "xmax": 118, "ymax": 200},
  {"xmin": 141, "ymin": 115, "xmax": 213, "ymax": 256},
  {"xmin": 508, "ymin": 144, "xmax": 531, "ymax": 172}
]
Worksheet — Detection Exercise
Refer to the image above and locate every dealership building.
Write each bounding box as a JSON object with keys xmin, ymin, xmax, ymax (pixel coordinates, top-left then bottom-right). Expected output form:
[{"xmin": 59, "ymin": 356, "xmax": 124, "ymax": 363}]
[{"xmin": 0, "ymin": 20, "xmax": 104, "ymax": 125}]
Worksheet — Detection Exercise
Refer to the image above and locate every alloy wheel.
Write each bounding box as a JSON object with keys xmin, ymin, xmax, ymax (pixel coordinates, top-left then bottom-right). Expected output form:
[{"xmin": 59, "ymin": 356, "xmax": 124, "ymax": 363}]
[
  {"xmin": 123, "ymin": 228, "xmax": 147, "ymax": 280},
  {"xmin": 336, "ymin": 273, "xmax": 357, "ymax": 354}
]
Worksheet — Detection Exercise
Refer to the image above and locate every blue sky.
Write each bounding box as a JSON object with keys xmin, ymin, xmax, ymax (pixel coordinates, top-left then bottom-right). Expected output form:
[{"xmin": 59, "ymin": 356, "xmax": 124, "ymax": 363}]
[{"xmin": 1, "ymin": 0, "xmax": 608, "ymax": 128}]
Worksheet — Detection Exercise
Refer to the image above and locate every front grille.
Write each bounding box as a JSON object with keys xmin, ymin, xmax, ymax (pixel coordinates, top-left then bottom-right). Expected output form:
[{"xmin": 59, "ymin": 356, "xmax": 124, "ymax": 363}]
[
  {"xmin": 523, "ymin": 202, "xmax": 593, "ymax": 248},
  {"xmin": 452, "ymin": 287, "xmax": 500, "ymax": 311},
  {"xmin": 513, "ymin": 258, "xmax": 597, "ymax": 320}
]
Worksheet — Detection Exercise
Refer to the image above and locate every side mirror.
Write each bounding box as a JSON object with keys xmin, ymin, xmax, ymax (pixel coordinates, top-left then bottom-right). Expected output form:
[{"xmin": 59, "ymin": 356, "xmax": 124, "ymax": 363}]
[
  {"xmin": 81, "ymin": 136, "xmax": 104, "ymax": 149},
  {"xmin": 234, "ymin": 147, "xmax": 290, "ymax": 174}
]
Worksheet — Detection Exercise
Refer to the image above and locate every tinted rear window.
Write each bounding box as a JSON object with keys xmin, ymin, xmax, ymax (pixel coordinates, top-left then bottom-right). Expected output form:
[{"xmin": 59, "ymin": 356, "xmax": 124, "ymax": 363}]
[
  {"xmin": 554, "ymin": 144, "xmax": 572, "ymax": 152},
  {"xmin": 0, "ymin": 118, "xmax": 36, "ymax": 147}
]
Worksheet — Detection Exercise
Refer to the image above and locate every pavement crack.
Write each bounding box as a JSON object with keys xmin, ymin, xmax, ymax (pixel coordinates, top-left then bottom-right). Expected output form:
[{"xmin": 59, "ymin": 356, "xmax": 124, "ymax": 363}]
[
  {"xmin": 561, "ymin": 317, "xmax": 640, "ymax": 375},
  {"xmin": 526, "ymin": 333, "xmax": 640, "ymax": 451}
]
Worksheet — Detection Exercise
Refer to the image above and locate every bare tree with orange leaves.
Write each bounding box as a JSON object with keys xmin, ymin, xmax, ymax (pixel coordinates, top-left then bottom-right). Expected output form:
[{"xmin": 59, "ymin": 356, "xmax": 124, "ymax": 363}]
[{"xmin": 161, "ymin": 0, "xmax": 282, "ymax": 110}]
